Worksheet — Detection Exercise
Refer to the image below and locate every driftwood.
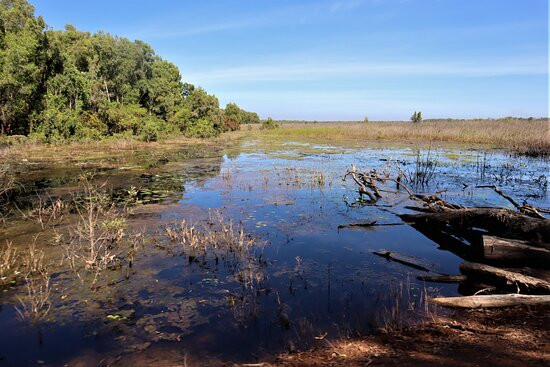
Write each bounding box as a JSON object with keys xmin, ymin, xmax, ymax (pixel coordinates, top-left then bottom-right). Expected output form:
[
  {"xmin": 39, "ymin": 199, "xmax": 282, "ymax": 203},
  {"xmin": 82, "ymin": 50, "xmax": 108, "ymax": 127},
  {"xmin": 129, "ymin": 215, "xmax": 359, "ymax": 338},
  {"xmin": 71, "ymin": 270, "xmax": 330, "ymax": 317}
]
[
  {"xmin": 400, "ymin": 209, "xmax": 550, "ymax": 244},
  {"xmin": 346, "ymin": 165, "xmax": 550, "ymax": 303},
  {"xmin": 476, "ymin": 185, "xmax": 545, "ymax": 219},
  {"xmin": 337, "ymin": 221, "xmax": 403, "ymax": 230},
  {"xmin": 459, "ymin": 262, "xmax": 550, "ymax": 293},
  {"xmin": 482, "ymin": 235, "xmax": 550, "ymax": 267},
  {"xmin": 373, "ymin": 250, "xmax": 433, "ymax": 273},
  {"xmin": 417, "ymin": 274, "xmax": 467, "ymax": 283},
  {"xmin": 429, "ymin": 294, "xmax": 550, "ymax": 308}
]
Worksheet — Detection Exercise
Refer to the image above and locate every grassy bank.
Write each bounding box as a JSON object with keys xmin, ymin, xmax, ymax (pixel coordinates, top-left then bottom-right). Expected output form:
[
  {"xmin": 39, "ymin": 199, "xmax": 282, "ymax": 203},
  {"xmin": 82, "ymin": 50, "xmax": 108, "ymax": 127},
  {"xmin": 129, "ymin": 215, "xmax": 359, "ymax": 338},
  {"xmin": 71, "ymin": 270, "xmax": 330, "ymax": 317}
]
[{"xmin": 249, "ymin": 119, "xmax": 550, "ymax": 156}]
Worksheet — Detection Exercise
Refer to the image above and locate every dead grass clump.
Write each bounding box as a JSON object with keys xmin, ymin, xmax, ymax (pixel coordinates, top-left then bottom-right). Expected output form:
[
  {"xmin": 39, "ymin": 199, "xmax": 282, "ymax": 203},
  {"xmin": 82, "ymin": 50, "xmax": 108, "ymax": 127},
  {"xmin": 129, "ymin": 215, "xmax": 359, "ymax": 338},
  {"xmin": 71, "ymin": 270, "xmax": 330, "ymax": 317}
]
[
  {"xmin": 15, "ymin": 239, "xmax": 52, "ymax": 323},
  {"xmin": 0, "ymin": 241, "xmax": 19, "ymax": 286},
  {"xmin": 167, "ymin": 211, "xmax": 264, "ymax": 257},
  {"xmin": 63, "ymin": 176, "xmax": 129, "ymax": 285},
  {"xmin": 165, "ymin": 211, "xmax": 268, "ymax": 320},
  {"xmin": 377, "ymin": 280, "xmax": 439, "ymax": 333},
  {"xmin": 15, "ymin": 271, "xmax": 51, "ymax": 322},
  {"xmin": 22, "ymin": 193, "xmax": 66, "ymax": 229},
  {"xmin": 0, "ymin": 164, "xmax": 15, "ymax": 197}
]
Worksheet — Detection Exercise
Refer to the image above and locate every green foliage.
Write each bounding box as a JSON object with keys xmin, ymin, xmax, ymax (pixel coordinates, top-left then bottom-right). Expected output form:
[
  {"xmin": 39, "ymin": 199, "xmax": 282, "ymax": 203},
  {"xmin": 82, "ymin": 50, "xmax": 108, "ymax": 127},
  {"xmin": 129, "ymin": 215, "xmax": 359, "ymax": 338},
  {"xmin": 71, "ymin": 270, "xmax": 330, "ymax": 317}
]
[
  {"xmin": 138, "ymin": 115, "xmax": 173, "ymax": 142},
  {"xmin": 363, "ymin": 116, "xmax": 369, "ymax": 123},
  {"xmin": 223, "ymin": 102, "xmax": 259, "ymax": 128},
  {"xmin": 261, "ymin": 117, "xmax": 279, "ymax": 130},
  {"xmin": 411, "ymin": 111, "xmax": 423, "ymax": 123},
  {"xmin": 185, "ymin": 118, "xmax": 218, "ymax": 138},
  {"xmin": 0, "ymin": 0, "xmax": 258, "ymax": 143}
]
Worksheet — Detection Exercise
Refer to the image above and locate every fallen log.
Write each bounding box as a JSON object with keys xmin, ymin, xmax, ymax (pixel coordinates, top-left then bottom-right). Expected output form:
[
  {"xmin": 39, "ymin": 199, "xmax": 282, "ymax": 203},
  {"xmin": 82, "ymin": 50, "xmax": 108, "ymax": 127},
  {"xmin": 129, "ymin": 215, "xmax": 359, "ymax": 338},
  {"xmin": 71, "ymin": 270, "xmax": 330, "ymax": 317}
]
[
  {"xmin": 417, "ymin": 274, "xmax": 467, "ymax": 283},
  {"xmin": 459, "ymin": 262, "xmax": 550, "ymax": 293},
  {"xmin": 400, "ymin": 208, "xmax": 550, "ymax": 245},
  {"xmin": 373, "ymin": 250, "xmax": 433, "ymax": 273},
  {"xmin": 337, "ymin": 221, "xmax": 403, "ymax": 230},
  {"xmin": 429, "ymin": 294, "xmax": 550, "ymax": 308},
  {"xmin": 482, "ymin": 235, "xmax": 550, "ymax": 267}
]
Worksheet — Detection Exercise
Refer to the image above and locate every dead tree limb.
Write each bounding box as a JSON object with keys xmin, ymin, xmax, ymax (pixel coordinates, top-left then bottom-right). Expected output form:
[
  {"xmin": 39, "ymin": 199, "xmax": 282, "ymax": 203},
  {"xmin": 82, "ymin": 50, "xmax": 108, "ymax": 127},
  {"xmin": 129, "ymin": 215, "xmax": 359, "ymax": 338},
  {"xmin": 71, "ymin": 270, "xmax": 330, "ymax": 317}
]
[
  {"xmin": 476, "ymin": 185, "xmax": 545, "ymax": 219},
  {"xmin": 482, "ymin": 235, "xmax": 550, "ymax": 267},
  {"xmin": 459, "ymin": 261, "xmax": 550, "ymax": 293},
  {"xmin": 417, "ymin": 274, "xmax": 467, "ymax": 283},
  {"xmin": 429, "ymin": 294, "xmax": 550, "ymax": 308},
  {"xmin": 400, "ymin": 209, "xmax": 550, "ymax": 244},
  {"xmin": 373, "ymin": 250, "xmax": 434, "ymax": 273},
  {"xmin": 337, "ymin": 221, "xmax": 404, "ymax": 230}
]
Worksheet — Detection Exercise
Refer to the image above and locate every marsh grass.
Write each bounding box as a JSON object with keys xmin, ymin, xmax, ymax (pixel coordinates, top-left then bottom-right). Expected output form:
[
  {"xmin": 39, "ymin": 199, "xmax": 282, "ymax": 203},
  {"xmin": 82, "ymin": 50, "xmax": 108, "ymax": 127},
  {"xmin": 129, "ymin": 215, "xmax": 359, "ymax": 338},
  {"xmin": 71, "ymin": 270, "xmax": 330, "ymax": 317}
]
[
  {"xmin": 15, "ymin": 271, "xmax": 51, "ymax": 323},
  {"xmin": 252, "ymin": 120, "xmax": 550, "ymax": 155},
  {"xmin": 14, "ymin": 239, "xmax": 53, "ymax": 323},
  {"xmin": 400, "ymin": 149, "xmax": 439, "ymax": 188},
  {"xmin": 165, "ymin": 211, "xmax": 268, "ymax": 321},
  {"xmin": 377, "ymin": 279, "xmax": 439, "ymax": 333},
  {"xmin": 0, "ymin": 241, "xmax": 18, "ymax": 286}
]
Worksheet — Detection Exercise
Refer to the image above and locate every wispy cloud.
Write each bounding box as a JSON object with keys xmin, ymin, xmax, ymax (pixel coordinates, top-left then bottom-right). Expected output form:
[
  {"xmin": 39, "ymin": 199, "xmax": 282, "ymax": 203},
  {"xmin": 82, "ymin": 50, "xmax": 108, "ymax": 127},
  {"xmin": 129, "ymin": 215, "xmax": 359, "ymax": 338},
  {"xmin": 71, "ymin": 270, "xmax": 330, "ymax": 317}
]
[{"xmin": 185, "ymin": 58, "xmax": 548, "ymax": 84}]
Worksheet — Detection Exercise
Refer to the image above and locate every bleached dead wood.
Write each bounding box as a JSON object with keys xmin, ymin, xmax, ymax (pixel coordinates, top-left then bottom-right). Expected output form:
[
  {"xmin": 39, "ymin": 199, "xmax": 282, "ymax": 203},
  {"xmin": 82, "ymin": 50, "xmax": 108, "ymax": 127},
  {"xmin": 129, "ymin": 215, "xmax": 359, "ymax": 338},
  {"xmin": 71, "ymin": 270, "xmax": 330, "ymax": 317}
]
[
  {"xmin": 459, "ymin": 261, "xmax": 550, "ymax": 293},
  {"xmin": 429, "ymin": 294, "xmax": 550, "ymax": 308}
]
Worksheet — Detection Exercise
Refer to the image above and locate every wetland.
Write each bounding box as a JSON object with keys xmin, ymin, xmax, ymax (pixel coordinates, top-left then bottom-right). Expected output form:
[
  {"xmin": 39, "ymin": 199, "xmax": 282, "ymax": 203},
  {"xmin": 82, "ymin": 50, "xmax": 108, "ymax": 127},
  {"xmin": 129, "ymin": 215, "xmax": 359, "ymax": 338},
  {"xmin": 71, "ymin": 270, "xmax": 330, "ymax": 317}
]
[{"xmin": 0, "ymin": 135, "xmax": 548, "ymax": 366}]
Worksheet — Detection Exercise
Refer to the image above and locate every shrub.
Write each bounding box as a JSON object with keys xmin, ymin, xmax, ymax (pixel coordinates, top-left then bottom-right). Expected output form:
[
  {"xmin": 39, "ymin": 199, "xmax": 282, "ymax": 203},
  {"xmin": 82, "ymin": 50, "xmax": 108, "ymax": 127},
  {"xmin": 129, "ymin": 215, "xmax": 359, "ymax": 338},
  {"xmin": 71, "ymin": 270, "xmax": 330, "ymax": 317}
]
[
  {"xmin": 184, "ymin": 118, "xmax": 218, "ymax": 138},
  {"xmin": 138, "ymin": 116, "xmax": 174, "ymax": 142},
  {"xmin": 222, "ymin": 115, "xmax": 240, "ymax": 132},
  {"xmin": 261, "ymin": 117, "xmax": 279, "ymax": 130}
]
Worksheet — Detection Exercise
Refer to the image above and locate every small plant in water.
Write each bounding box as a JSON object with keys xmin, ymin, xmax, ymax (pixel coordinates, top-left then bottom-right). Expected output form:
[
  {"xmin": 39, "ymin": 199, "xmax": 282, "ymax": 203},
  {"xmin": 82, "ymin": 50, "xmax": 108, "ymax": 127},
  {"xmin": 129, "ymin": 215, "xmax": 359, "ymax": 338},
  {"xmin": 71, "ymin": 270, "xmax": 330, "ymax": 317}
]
[
  {"xmin": 0, "ymin": 241, "xmax": 19, "ymax": 286},
  {"xmin": 63, "ymin": 175, "xmax": 130, "ymax": 285},
  {"xmin": 400, "ymin": 149, "xmax": 439, "ymax": 188},
  {"xmin": 15, "ymin": 271, "xmax": 51, "ymax": 323}
]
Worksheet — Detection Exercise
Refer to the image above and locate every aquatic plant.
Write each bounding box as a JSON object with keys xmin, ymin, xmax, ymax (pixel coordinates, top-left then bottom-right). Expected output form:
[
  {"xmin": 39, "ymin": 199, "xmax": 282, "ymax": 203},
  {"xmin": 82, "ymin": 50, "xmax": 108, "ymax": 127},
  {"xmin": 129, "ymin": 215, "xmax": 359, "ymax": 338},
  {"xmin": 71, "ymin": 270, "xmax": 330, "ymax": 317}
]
[
  {"xmin": 63, "ymin": 176, "xmax": 130, "ymax": 285},
  {"xmin": 401, "ymin": 150, "xmax": 439, "ymax": 188},
  {"xmin": 0, "ymin": 241, "xmax": 18, "ymax": 286},
  {"xmin": 376, "ymin": 279, "xmax": 439, "ymax": 333},
  {"xmin": 23, "ymin": 193, "xmax": 66, "ymax": 229},
  {"xmin": 15, "ymin": 271, "xmax": 51, "ymax": 323}
]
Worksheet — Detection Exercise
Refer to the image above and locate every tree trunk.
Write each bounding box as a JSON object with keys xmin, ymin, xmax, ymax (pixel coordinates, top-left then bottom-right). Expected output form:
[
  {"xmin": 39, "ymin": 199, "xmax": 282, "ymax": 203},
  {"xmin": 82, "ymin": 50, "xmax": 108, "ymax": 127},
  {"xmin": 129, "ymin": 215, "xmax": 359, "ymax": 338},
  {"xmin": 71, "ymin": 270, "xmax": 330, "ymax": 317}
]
[
  {"xmin": 482, "ymin": 235, "xmax": 550, "ymax": 267},
  {"xmin": 400, "ymin": 209, "xmax": 550, "ymax": 244},
  {"xmin": 429, "ymin": 294, "xmax": 550, "ymax": 308},
  {"xmin": 459, "ymin": 261, "xmax": 550, "ymax": 293}
]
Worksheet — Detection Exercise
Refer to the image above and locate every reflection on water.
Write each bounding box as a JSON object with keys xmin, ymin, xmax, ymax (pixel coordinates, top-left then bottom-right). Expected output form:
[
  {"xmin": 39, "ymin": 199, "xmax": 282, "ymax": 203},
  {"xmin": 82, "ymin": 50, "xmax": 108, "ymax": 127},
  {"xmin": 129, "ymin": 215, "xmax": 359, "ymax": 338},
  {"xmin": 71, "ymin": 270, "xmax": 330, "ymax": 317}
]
[{"xmin": 0, "ymin": 142, "xmax": 548, "ymax": 365}]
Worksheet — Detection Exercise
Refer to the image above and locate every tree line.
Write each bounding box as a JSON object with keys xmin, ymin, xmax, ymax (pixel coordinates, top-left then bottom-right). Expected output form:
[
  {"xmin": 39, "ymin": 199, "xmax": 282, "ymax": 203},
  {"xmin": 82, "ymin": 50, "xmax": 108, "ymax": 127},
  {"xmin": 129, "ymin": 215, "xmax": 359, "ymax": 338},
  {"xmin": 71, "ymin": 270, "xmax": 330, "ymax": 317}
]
[{"xmin": 0, "ymin": 0, "xmax": 260, "ymax": 142}]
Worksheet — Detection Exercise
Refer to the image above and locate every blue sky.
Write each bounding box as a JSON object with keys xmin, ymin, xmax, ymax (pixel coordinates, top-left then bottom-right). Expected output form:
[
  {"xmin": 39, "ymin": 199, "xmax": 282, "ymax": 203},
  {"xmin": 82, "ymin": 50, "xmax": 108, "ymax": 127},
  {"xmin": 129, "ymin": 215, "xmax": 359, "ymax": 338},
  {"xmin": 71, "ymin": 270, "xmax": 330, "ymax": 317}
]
[{"xmin": 32, "ymin": 0, "xmax": 548, "ymax": 120}]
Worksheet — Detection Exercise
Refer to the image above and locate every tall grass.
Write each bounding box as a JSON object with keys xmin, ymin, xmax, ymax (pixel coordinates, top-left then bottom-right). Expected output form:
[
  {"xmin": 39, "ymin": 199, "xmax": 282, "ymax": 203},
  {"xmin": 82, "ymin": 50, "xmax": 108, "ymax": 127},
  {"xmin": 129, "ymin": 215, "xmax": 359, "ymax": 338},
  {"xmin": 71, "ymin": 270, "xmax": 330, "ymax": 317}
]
[{"xmin": 252, "ymin": 119, "xmax": 550, "ymax": 155}]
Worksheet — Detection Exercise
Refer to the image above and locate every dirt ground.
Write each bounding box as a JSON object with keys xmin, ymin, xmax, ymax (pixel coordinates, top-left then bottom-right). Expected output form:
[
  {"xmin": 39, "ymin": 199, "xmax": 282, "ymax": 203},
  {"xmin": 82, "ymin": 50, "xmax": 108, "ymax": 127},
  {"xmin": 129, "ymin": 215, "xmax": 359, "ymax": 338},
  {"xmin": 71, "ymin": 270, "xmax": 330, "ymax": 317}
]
[
  {"xmin": 89, "ymin": 305, "xmax": 549, "ymax": 367},
  {"xmin": 269, "ymin": 306, "xmax": 550, "ymax": 367}
]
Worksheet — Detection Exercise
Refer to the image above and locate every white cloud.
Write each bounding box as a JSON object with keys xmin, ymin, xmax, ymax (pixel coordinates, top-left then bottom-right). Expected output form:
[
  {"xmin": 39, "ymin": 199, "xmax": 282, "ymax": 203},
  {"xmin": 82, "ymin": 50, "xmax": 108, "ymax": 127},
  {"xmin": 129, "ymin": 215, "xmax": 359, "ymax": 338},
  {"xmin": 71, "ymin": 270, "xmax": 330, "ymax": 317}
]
[{"xmin": 185, "ymin": 58, "xmax": 548, "ymax": 84}]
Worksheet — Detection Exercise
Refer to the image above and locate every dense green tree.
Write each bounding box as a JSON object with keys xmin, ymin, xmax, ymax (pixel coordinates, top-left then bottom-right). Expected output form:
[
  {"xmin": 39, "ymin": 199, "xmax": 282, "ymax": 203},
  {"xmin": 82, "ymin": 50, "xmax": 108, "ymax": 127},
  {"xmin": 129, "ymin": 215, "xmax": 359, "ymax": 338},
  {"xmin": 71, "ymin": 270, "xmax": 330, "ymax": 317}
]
[
  {"xmin": 0, "ymin": 0, "xmax": 46, "ymax": 134},
  {"xmin": 0, "ymin": 0, "xmax": 258, "ymax": 142}
]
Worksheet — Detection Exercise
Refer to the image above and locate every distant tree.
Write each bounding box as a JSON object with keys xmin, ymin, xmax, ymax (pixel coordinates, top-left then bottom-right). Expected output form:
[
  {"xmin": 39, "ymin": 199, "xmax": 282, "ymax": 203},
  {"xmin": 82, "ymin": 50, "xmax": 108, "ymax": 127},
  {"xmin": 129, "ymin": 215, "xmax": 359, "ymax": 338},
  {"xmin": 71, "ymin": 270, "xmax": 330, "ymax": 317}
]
[
  {"xmin": 411, "ymin": 111, "xmax": 422, "ymax": 123},
  {"xmin": 261, "ymin": 117, "xmax": 279, "ymax": 130},
  {"xmin": 363, "ymin": 116, "xmax": 369, "ymax": 123}
]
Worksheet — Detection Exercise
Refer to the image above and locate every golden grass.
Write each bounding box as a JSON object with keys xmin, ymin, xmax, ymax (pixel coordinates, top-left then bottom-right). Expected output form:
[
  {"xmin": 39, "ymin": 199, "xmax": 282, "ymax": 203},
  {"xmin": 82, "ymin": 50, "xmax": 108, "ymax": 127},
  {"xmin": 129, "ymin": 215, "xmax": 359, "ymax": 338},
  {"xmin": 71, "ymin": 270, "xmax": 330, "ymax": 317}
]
[
  {"xmin": 0, "ymin": 133, "xmax": 246, "ymax": 163},
  {"xmin": 250, "ymin": 120, "xmax": 550, "ymax": 155}
]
